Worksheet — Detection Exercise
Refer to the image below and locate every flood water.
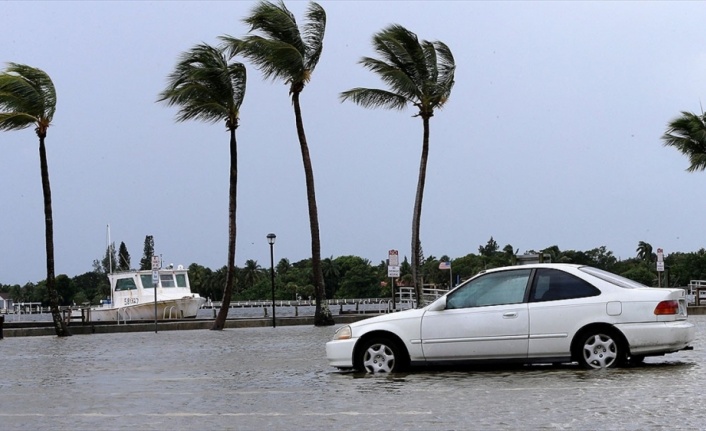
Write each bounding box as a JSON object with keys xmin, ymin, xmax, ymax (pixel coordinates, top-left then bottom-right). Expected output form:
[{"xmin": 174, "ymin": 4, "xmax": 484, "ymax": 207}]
[{"xmin": 1, "ymin": 315, "xmax": 705, "ymax": 430}]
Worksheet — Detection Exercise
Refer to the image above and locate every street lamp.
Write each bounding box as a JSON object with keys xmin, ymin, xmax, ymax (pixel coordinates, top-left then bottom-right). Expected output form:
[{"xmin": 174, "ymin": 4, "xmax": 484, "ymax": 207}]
[{"xmin": 267, "ymin": 233, "xmax": 276, "ymax": 328}]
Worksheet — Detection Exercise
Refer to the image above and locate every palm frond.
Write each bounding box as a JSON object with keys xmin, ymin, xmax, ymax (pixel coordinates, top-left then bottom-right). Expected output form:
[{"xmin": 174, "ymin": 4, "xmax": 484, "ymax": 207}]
[
  {"xmin": 220, "ymin": 35, "xmax": 246, "ymax": 60},
  {"xmin": 0, "ymin": 112, "xmax": 37, "ymax": 131},
  {"xmin": 158, "ymin": 43, "xmax": 246, "ymax": 128},
  {"xmin": 302, "ymin": 1, "xmax": 326, "ymax": 72},
  {"xmin": 339, "ymin": 88, "xmax": 409, "ymax": 111},
  {"xmin": 377, "ymin": 25, "xmax": 430, "ymax": 88},
  {"xmin": 0, "ymin": 63, "xmax": 56, "ymax": 131},
  {"xmin": 433, "ymin": 41, "xmax": 456, "ymax": 81},
  {"xmin": 422, "ymin": 41, "xmax": 439, "ymax": 85},
  {"xmin": 433, "ymin": 40, "xmax": 456, "ymax": 106},
  {"xmin": 358, "ymin": 57, "xmax": 421, "ymax": 102},
  {"xmin": 422, "ymin": 41, "xmax": 455, "ymax": 110},
  {"xmin": 239, "ymin": 35, "xmax": 304, "ymax": 83},
  {"xmin": 236, "ymin": 1, "xmax": 327, "ymax": 92},
  {"xmin": 229, "ymin": 62, "xmax": 247, "ymax": 112},
  {"xmin": 372, "ymin": 27, "xmax": 422, "ymax": 87},
  {"xmin": 243, "ymin": 1, "xmax": 306, "ymax": 58},
  {"xmin": 662, "ymin": 111, "xmax": 706, "ymax": 172}
]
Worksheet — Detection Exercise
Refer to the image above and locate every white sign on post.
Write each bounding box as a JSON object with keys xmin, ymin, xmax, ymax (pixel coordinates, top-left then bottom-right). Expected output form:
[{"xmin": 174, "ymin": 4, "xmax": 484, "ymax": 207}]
[
  {"xmin": 388, "ymin": 249, "xmax": 399, "ymax": 267},
  {"xmin": 656, "ymin": 248, "xmax": 664, "ymax": 272},
  {"xmin": 387, "ymin": 249, "xmax": 400, "ymax": 278},
  {"xmin": 151, "ymin": 256, "xmax": 161, "ymax": 287}
]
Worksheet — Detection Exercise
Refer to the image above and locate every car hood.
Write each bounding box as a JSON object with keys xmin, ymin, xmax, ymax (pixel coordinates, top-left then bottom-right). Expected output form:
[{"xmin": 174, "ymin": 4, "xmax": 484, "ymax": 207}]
[{"xmin": 349, "ymin": 307, "xmax": 427, "ymax": 329}]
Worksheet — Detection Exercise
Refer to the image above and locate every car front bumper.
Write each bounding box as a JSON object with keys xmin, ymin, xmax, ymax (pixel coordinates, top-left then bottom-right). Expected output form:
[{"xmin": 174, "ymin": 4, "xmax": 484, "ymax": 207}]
[{"xmin": 326, "ymin": 338, "xmax": 358, "ymax": 368}]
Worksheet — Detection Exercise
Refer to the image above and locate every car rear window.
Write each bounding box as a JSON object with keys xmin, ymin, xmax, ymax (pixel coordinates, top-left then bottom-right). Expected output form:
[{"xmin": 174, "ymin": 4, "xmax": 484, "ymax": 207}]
[{"xmin": 578, "ymin": 266, "xmax": 646, "ymax": 289}]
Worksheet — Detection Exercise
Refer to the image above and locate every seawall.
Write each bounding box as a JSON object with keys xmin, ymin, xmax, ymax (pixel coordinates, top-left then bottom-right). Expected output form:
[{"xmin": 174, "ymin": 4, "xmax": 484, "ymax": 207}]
[{"xmin": 0, "ymin": 314, "xmax": 370, "ymax": 338}]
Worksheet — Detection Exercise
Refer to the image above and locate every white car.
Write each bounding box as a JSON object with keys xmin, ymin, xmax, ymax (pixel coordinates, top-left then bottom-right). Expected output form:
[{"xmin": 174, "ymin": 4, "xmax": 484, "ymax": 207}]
[{"xmin": 326, "ymin": 263, "xmax": 695, "ymax": 372}]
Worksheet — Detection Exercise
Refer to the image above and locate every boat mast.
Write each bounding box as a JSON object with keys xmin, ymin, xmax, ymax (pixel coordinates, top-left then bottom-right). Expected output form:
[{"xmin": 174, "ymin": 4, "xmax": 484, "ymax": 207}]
[
  {"xmin": 107, "ymin": 224, "xmax": 112, "ymax": 274},
  {"xmin": 107, "ymin": 224, "xmax": 113, "ymax": 306}
]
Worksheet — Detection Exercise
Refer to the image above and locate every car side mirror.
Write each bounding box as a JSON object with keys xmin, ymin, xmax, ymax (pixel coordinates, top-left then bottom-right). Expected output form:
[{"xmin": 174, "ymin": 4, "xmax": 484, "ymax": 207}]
[{"xmin": 427, "ymin": 295, "xmax": 447, "ymax": 311}]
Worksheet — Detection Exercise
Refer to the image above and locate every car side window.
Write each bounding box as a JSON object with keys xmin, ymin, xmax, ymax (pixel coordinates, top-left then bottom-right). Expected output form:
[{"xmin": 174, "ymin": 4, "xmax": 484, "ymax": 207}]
[
  {"xmin": 530, "ymin": 269, "xmax": 600, "ymax": 302},
  {"xmin": 446, "ymin": 269, "xmax": 531, "ymax": 309}
]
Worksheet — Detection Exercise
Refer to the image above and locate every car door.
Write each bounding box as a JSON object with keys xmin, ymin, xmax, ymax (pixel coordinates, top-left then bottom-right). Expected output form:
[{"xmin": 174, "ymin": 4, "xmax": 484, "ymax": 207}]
[
  {"xmin": 527, "ymin": 268, "xmax": 602, "ymax": 358},
  {"xmin": 420, "ymin": 268, "xmax": 531, "ymax": 361}
]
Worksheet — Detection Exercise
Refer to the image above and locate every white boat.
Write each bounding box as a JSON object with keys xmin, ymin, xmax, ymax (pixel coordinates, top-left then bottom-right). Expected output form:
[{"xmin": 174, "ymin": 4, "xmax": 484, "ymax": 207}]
[{"xmin": 87, "ymin": 266, "xmax": 206, "ymax": 322}]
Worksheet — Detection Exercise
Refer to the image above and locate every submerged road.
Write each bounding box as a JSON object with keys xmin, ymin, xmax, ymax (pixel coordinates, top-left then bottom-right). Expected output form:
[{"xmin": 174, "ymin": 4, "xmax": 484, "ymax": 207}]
[{"xmin": 0, "ymin": 316, "xmax": 704, "ymax": 430}]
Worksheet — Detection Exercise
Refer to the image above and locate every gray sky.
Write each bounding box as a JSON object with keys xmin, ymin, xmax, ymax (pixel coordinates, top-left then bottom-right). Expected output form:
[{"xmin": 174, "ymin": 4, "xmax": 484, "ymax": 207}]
[{"xmin": 2, "ymin": 1, "xmax": 705, "ymax": 285}]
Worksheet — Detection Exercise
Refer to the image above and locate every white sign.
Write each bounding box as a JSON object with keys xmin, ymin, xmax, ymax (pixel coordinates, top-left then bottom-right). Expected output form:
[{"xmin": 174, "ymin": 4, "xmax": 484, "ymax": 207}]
[
  {"xmin": 656, "ymin": 261, "xmax": 665, "ymax": 272},
  {"xmin": 152, "ymin": 270, "xmax": 159, "ymax": 285},
  {"xmin": 387, "ymin": 265, "xmax": 400, "ymax": 278},
  {"xmin": 151, "ymin": 255, "xmax": 161, "ymax": 270},
  {"xmin": 388, "ymin": 249, "xmax": 399, "ymax": 267},
  {"xmin": 657, "ymin": 248, "xmax": 664, "ymax": 263}
]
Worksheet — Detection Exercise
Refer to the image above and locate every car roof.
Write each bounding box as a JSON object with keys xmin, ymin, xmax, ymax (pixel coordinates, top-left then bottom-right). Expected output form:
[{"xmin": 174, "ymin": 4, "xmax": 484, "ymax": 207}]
[{"xmin": 481, "ymin": 263, "xmax": 584, "ymax": 273}]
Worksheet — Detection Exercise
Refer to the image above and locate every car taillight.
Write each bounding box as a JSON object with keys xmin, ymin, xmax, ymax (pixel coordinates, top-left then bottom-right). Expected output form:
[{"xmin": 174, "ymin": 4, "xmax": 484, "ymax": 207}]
[{"xmin": 654, "ymin": 300, "xmax": 679, "ymax": 315}]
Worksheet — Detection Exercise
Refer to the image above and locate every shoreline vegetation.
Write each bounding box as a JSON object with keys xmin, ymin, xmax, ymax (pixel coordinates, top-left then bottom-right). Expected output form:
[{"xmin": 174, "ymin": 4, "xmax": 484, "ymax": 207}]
[{"xmin": 2, "ymin": 241, "xmax": 706, "ymax": 310}]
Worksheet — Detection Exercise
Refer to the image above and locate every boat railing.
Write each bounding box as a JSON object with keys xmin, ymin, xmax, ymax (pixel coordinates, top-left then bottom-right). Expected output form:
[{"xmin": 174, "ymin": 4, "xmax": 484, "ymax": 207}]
[
  {"xmin": 116, "ymin": 307, "xmax": 131, "ymax": 325},
  {"xmin": 163, "ymin": 305, "xmax": 178, "ymax": 320}
]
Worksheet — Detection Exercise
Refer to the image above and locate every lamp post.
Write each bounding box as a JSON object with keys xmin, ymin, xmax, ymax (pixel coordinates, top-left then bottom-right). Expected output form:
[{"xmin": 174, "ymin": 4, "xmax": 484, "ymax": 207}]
[{"xmin": 267, "ymin": 233, "xmax": 276, "ymax": 328}]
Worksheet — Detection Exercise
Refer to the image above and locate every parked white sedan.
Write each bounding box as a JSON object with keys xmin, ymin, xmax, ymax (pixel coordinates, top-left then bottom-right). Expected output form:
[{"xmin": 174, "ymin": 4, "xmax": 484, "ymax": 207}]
[{"xmin": 326, "ymin": 264, "xmax": 695, "ymax": 372}]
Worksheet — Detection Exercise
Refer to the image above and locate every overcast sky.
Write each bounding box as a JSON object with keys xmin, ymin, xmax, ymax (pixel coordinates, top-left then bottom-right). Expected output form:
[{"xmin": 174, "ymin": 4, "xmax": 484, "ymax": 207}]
[{"xmin": 2, "ymin": 1, "xmax": 705, "ymax": 285}]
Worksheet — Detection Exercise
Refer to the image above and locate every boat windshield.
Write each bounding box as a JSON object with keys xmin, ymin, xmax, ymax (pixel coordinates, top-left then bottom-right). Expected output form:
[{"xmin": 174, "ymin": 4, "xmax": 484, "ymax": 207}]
[
  {"xmin": 115, "ymin": 278, "xmax": 137, "ymax": 291},
  {"xmin": 137, "ymin": 272, "xmax": 188, "ymax": 289},
  {"xmin": 140, "ymin": 274, "xmax": 154, "ymax": 289},
  {"xmin": 160, "ymin": 274, "xmax": 176, "ymax": 288}
]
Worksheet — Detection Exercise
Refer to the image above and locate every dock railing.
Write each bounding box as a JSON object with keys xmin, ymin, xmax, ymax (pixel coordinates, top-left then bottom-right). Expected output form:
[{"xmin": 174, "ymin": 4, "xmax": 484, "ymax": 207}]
[
  {"xmin": 688, "ymin": 280, "xmax": 706, "ymax": 306},
  {"xmin": 203, "ymin": 290, "xmax": 449, "ymax": 314}
]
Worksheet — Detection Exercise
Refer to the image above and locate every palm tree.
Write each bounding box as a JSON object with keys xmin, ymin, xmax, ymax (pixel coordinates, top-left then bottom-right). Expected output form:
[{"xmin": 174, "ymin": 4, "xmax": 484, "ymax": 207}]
[
  {"xmin": 0, "ymin": 63, "xmax": 70, "ymax": 337},
  {"xmin": 322, "ymin": 256, "xmax": 341, "ymax": 298},
  {"xmin": 222, "ymin": 0, "xmax": 334, "ymax": 325},
  {"xmin": 636, "ymin": 241, "xmax": 653, "ymax": 263},
  {"xmin": 340, "ymin": 25, "xmax": 456, "ymax": 307},
  {"xmin": 662, "ymin": 111, "xmax": 706, "ymax": 172},
  {"xmin": 157, "ymin": 44, "xmax": 246, "ymax": 330},
  {"xmin": 242, "ymin": 259, "xmax": 263, "ymax": 291}
]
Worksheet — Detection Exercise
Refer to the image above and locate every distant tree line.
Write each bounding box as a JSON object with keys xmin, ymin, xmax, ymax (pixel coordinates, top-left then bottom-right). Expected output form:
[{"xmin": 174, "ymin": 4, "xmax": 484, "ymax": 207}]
[{"xmin": 3, "ymin": 238, "xmax": 706, "ymax": 307}]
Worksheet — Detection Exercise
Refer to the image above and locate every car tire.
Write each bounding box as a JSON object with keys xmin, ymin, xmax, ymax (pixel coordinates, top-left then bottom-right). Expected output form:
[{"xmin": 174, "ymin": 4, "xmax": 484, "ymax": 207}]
[
  {"xmin": 576, "ymin": 330, "xmax": 625, "ymax": 369},
  {"xmin": 356, "ymin": 337, "xmax": 407, "ymax": 373}
]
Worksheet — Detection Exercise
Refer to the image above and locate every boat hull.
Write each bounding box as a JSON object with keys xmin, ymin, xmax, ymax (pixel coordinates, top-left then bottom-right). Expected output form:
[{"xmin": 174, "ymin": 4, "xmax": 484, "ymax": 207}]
[{"xmin": 89, "ymin": 296, "xmax": 206, "ymax": 322}]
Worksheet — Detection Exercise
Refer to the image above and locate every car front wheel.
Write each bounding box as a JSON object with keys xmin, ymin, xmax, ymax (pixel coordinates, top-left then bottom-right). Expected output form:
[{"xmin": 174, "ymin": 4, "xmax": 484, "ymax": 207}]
[
  {"xmin": 356, "ymin": 337, "xmax": 405, "ymax": 373},
  {"xmin": 578, "ymin": 332, "xmax": 623, "ymax": 369}
]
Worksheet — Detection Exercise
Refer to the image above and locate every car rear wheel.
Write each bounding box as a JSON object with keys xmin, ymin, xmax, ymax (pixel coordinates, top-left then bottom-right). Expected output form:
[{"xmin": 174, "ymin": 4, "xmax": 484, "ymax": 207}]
[
  {"xmin": 356, "ymin": 337, "xmax": 405, "ymax": 373},
  {"xmin": 578, "ymin": 331, "xmax": 623, "ymax": 369}
]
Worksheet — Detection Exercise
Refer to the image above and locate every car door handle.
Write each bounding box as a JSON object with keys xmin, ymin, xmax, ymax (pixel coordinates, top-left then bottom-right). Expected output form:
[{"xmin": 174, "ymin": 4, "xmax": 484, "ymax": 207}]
[{"xmin": 503, "ymin": 312, "xmax": 518, "ymax": 318}]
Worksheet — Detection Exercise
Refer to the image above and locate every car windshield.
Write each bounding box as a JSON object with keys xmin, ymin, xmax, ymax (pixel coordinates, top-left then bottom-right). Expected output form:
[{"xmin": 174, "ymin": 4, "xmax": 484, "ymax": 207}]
[{"xmin": 578, "ymin": 266, "xmax": 646, "ymax": 289}]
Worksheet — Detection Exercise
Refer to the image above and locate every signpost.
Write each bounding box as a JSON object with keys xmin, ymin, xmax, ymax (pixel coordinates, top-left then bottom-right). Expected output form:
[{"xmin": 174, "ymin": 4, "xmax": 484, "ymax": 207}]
[
  {"xmin": 388, "ymin": 250, "xmax": 399, "ymax": 310},
  {"xmin": 656, "ymin": 248, "xmax": 664, "ymax": 287},
  {"xmin": 151, "ymin": 255, "xmax": 161, "ymax": 332},
  {"xmin": 439, "ymin": 260, "xmax": 452, "ymax": 290}
]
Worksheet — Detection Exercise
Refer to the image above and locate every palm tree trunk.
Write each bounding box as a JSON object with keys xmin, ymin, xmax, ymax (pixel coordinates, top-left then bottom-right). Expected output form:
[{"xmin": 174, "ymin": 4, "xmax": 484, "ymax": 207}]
[
  {"xmin": 212, "ymin": 127, "xmax": 238, "ymax": 330},
  {"xmin": 411, "ymin": 116, "xmax": 431, "ymax": 308},
  {"xmin": 291, "ymin": 91, "xmax": 334, "ymax": 326},
  {"xmin": 38, "ymin": 135, "xmax": 70, "ymax": 337}
]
